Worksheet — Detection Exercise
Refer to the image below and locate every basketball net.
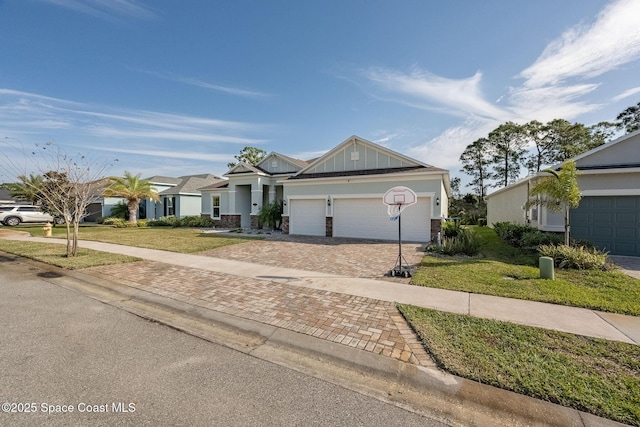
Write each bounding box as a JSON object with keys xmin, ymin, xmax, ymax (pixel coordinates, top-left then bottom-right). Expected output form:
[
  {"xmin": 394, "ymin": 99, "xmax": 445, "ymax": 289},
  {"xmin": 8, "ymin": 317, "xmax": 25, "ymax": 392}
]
[{"xmin": 387, "ymin": 204, "xmax": 407, "ymax": 221}]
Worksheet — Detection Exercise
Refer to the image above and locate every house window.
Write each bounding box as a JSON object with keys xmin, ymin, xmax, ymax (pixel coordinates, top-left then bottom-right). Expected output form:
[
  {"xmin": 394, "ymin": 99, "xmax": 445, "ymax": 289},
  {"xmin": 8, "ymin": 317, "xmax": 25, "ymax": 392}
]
[
  {"xmin": 164, "ymin": 197, "xmax": 175, "ymax": 216},
  {"xmin": 212, "ymin": 195, "xmax": 220, "ymax": 219}
]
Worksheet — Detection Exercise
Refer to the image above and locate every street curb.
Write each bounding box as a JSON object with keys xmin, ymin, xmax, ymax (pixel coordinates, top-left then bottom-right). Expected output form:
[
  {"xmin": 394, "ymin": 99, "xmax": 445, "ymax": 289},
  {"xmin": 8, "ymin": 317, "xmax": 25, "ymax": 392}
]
[{"xmin": 6, "ymin": 254, "xmax": 630, "ymax": 427}]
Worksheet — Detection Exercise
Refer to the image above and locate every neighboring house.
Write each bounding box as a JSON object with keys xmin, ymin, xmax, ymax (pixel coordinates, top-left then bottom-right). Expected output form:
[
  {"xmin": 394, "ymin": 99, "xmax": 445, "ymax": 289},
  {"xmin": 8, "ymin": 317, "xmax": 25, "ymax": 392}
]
[
  {"xmin": 156, "ymin": 174, "xmax": 224, "ymax": 218},
  {"xmin": 486, "ymin": 129, "xmax": 640, "ymax": 256},
  {"xmin": 200, "ymin": 135, "xmax": 450, "ymax": 242},
  {"xmin": 100, "ymin": 174, "xmax": 223, "ymax": 220},
  {"xmin": 0, "ymin": 189, "xmax": 15, "ymax": 204}
]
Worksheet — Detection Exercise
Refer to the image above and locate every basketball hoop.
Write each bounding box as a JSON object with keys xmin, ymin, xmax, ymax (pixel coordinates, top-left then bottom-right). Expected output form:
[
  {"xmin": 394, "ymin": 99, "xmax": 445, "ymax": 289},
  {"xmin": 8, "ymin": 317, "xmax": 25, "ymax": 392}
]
[{"xmin": 382, "ymin": 186, "xmax": 418, "ymax": 278}]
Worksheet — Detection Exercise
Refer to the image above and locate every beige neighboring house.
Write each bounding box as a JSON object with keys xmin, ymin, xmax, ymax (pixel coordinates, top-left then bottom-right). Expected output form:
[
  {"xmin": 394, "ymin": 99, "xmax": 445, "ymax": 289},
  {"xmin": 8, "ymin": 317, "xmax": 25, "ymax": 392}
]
[
  {"xmin": 200, "ymin": 135, "xmax": 450, "ymax": 242},
  {"xmin": 486, "ymin": 129, "xmax": 640, "ymax": 256}
]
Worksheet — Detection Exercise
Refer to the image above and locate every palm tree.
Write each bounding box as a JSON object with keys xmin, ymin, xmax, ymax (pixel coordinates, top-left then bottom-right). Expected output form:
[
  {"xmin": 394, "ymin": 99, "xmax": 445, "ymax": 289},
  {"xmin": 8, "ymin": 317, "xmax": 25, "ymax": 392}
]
[
  {"xmin": 526, "ymin": 161, "xmax": 581, "ymax": 245},
  {"xmin": 6, "ymin": 173, "xmax": 44, "ymax": 203},
  {"xmin": 103, "ymin": 171, "xmax": 159, "ymax": 225}
]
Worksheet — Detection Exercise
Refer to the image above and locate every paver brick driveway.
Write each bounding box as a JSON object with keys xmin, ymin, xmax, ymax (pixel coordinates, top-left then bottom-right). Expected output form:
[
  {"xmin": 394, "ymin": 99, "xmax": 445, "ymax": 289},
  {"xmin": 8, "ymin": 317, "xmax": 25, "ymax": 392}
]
[{"xmin": 201, "ymin": 234, "xmax": 426, "ymax": 281}]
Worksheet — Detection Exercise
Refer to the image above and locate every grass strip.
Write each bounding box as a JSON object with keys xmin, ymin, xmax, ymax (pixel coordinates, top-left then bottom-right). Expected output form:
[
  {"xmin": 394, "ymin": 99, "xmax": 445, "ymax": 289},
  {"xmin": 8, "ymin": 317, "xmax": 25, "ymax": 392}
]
[
  {"xmin": 398, "ymin": 304, "xmax": 640, "ymax": 426},
  {"xmin": 38, "ymin": 226, "xmax": 262, "ymax": 253},
  {"xmin": 412, "ymin": 227, "xmax": 640, "ymax": 315},
  {"xmin": 0, "ymin": 239, "xmax": 140, "ymax": 269}
]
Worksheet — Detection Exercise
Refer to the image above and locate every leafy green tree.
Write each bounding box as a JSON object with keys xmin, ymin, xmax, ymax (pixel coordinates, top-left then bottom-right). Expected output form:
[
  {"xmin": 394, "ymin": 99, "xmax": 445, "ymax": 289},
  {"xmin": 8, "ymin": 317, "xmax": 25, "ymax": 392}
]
[
  {"xmin": 527, "ymin": 160, "xmax": 581, "ymax": 245},
  {"xmin": 524, "ymin": 119, "xmax": 610, "ymax": 173},
  {"xmin": 449, "ymin": 176, "xmax": 461, "ymax": 200},
  {"xmin": 227, "ymin": 146, "xmax": 267, "ymax": 169},
  {"xmin": 616, "ymin": 100, "xmax": 640, "ymax": 133},
  {"xmin": 459, "ymin": 138, "xmax": 490, "ymax": 198},
  {"xmin": 103, "ymin": 171, "xmax": 159, "ymax": 226},
  {"xmin": 487, "ymin": 122, "xmax": 527, "ymax": 188}
]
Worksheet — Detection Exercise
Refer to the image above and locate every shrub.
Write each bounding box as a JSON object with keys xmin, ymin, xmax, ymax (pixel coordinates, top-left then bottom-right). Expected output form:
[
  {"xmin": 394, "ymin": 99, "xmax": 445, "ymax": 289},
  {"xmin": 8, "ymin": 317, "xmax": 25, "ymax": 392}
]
[
  {"xmin": 443, "ymin": 219, "xmax": 462, "ymax": 237},
  {"xmin": 258, "ymin": 200, "xmax": 283, "ymax": 230},
  {"xmin": 493, "ymin": 222, "xmax": 539, "ymax": 247},
  {"xmin": 109, "ymin": 201, "xmax": 129, "ymax": 219},
  {"xmin": 147, "ymin": 216, "xmax": 181, "ymax": 227},
  {"xmin": 538, "ymin": 244, "xmax": 609, "ymax": 270},
  {"xmin": 438, "ymin": 228, "xmax": 481, "ymax": 256},
  {"xmin": 137, "ymin": 219, "xmax": 148, "ymax": 227},
  {"xmin": 102, "ymin": 217, "xmax": 136, "ymax": 228},
  {"xmin": 520, "ymin": 231, "xmax": 563, "ymax": 248}
]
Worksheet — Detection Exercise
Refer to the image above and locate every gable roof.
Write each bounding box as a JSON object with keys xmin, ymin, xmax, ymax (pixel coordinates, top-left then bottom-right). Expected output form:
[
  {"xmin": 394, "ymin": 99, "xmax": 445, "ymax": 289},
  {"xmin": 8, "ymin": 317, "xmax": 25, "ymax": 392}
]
[
  {"xmin": 158, "ymin": 174, "xmax": 224, "ymax": 195},
  {"xmin": 290, "ymin": 135, "xmax": 445, "ymax": 180},
  {"xmin": 224, "ymin": 161, "xmax": 268, "ymax": 177},
  {"xmin": 565, "ymin": 128, "xmax": 640, "ymax": 170},
  {"xmin": 143, "ymin": 175, "xmax": 181, "ymax": 186},
  {"xmin": 198, "ymin": 180, "xmax": 229, "ymax": 191},
  {"xmin": 255, "ymin": 152, "xmax": 309, "ymax": 175}
]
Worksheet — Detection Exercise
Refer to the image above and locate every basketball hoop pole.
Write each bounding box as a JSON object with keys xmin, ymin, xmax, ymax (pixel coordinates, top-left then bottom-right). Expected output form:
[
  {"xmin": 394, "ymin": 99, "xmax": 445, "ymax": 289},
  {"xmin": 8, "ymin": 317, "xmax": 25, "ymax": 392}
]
[
  {"xmin": 398, "ymin": 204, "xmax": 402, "ymax": 275},
  {"xmin": 384, "ymin": 186, "xmax": 416, "ymax": 278}
]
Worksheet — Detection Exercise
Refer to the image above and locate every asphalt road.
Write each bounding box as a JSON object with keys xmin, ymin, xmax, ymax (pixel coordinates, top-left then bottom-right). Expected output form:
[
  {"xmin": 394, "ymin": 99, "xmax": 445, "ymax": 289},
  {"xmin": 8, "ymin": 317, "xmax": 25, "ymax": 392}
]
[{"xmin": 0, "ymin": 254, "xmax": 449, "ymax": 427}]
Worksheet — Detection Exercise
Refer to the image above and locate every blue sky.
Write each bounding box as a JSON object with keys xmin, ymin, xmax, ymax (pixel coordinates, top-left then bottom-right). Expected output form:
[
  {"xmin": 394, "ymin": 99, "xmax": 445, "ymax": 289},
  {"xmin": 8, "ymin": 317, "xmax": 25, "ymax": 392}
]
[{"xmin": 2, "ymin": 0, "xmax": 640, "ymax": 189}]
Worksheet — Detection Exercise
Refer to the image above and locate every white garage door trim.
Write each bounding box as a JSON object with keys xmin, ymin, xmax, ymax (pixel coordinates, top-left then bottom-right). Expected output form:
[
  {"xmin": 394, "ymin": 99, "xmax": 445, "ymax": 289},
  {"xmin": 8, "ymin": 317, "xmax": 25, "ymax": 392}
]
[
  {"xmin": 289, "ymin": 199, "xmax": 326, "ymax": 236},
  {"xmin": 332, "ymin": 197, "xmax": 430, "ymax": 241}
]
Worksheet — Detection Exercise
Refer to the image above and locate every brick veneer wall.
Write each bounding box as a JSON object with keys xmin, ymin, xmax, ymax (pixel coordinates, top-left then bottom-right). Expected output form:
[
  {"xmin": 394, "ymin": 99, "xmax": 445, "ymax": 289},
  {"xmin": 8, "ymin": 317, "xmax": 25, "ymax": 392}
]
[
  {"xmin": 430, "ymin": 218, "xmax": 442, "ymax": 242},
  {"xmin": 325, "ymin": 217, "xmax": 333, "ymax": 237},
  {"xmin": 281, "ymin": 216, "xmax": 289, "ymax": 234},
  {"xmin": 220, "ymin": 214, "xmax": 241, "ymax": 229}
]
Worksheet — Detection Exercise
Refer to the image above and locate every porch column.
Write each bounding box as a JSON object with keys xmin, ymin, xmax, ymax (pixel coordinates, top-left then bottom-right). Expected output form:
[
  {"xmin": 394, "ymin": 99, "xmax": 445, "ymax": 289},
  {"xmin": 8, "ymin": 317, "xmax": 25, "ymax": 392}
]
[
  {"xmin": 268, "ymin": 185, "xmax": 276, "ymax": 203},
  {"xmin": 251, "ymin": 182, "xmax": 262, "ymax": 215},
  {"xmin": 250, "ymin": 182, "xmax": 262, "ymax": 229},
  {"xmin": 227, "ymin": 183, "xmax": 236, "ymax": 213}
]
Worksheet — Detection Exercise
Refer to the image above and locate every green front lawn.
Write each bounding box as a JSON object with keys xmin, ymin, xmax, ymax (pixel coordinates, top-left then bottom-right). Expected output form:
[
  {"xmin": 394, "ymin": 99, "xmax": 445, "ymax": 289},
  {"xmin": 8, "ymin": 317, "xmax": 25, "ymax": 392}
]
[
  {"xmin": 42, "ymin": 225, "xmax": 262, "ymax": 253},
  {"xmin": 399, "ymin": 304, "xmax": 640, "ymax": 426},
  {"xmin": 412, "ymin": 227, "xmax": 640, "ymax": 315},
  {"xmin": 0, "ymin": 225, "xmax": 259, "ymax": 269},
  {"xmin": 0, "ymin": 239, "xmax": 140, "ymax": 269}
]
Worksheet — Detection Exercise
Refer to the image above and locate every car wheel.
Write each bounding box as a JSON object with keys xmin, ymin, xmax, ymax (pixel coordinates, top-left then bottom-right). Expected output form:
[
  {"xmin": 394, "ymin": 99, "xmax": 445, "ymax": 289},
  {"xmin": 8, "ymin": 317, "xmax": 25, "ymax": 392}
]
[
  {"xmin": 54, "ymin": 217, "xmax": 65, "ymax": 225},
  {"xmin": 4, "ymin": 216, "xmax": 21, "ymax": 226}
]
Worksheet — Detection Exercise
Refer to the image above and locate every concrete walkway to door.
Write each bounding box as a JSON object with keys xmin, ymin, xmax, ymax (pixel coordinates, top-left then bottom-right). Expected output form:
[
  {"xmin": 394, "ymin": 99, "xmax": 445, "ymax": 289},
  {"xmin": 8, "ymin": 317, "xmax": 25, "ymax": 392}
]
[{"xmin": 3, "ymin": 233, "xmax": 639, "ymax": 346}]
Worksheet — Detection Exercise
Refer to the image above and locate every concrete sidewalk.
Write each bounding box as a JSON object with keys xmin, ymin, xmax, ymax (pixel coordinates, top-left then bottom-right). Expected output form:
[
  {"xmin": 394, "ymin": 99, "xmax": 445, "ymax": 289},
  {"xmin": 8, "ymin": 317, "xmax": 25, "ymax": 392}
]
[{"xmin": 6, "ymin": 234, "xmax": 640, "ymax": 345}]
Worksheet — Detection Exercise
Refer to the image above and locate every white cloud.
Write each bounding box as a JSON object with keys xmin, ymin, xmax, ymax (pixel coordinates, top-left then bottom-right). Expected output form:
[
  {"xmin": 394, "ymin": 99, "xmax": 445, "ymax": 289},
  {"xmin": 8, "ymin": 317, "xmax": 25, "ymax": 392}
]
[
  {"xmin": 134, "ymin": 69, "xmax": 270, "ymax": 98},
  {"xmin": 0, "ymin": 89, "xmax": 267, "ymax": 145},
  {"xmin": 612, "ymin": 86, "xmax": 640, "ymax": 102},
  {"xmin": 508, "ymin": 83, "xmax": 602, "ymax": 121},
  {"xmin": 364, "ymin": 67, "xmax": 510, "ymax": 121},
  {"xmin": 406, "ymin": 118, "xmax": 498, "ymax": 171},
  {"xmin": 89, "ymin": 146, "xmax": 233, "ymax": 163},
  {"xmin": 38, "ymin": 0, "xmax": 158, "ymax": 21},
  {"xmin": 518, "ymin": 0, "xmax": 640, "ymax": 88}
]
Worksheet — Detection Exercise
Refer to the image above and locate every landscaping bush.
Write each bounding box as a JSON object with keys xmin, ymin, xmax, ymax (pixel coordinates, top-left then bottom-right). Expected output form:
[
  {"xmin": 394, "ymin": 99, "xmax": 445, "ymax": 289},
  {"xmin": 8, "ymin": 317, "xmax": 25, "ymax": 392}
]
[
  {"xmin": 146, "ymin": 215, "xmax": 215, "ymax": 228},
  {"xmin": 492, "ymin": 222, "xmax": 539, "ymax": 246},
  {"xmin": 137, "ymin": 219, "xmax": 148, "ymax": 227},
  {"xmin": 538, "ymin": 244, "xmax": 610, "ymax": 270},
  {"xmin": 520, "ymin": 230, "xmax": 563, "ymax": 248},
  {"xmin": 147, "ymin": 216, "xmax": 181, "ymax": 227},
  {"xmin": 437, "ymin": 228, "xmax": 481, "ymax": 256},
  {"xmin": 102, "ymin": 217, "xmax": 136, "ymax": 228},
  {"xmin": 443, "ymin": 219, "xmax": 462, "ymax": 237}
]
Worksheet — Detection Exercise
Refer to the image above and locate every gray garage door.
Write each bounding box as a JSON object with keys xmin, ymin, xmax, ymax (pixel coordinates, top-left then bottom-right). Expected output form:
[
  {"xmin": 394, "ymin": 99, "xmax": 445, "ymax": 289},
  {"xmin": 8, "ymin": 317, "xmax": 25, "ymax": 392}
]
[{"xmin": 571, "ymin": 196, "xmax": 640, "ymax": 256}]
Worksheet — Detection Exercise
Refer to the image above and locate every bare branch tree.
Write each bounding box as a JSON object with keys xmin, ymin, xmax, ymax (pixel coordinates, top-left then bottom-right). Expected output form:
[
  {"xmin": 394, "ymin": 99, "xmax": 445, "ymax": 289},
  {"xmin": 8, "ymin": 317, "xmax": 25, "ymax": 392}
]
[{"xmin": 1, "ymin": 139, "xmax": 115, "ymax": 257}]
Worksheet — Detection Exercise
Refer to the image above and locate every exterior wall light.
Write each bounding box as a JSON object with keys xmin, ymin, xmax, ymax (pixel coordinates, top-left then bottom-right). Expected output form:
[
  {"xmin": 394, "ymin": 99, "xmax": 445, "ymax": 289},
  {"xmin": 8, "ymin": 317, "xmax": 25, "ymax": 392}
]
[{"xmin": 436, "ymin": 197, "xmax": 440, "ymax": 206}]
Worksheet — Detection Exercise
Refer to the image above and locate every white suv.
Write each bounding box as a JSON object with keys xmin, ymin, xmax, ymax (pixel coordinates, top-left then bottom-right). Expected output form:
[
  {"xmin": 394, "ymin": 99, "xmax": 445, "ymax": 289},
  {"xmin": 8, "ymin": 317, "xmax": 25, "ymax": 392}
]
[{"xmin": 0, "ymin": 205, "xmax": 63, "ymax": 226}]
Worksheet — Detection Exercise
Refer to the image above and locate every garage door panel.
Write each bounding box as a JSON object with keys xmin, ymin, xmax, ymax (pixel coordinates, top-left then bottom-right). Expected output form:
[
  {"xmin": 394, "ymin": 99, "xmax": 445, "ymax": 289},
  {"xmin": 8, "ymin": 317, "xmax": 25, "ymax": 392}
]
[
  {"xmin": 289, "ymin": 199, "xmax": 326, "ymax": 236},
  {"xmin": 333, "ymin": 198, "xmax": 430, "ymax": 242},
  {"xmin": 570, "ymin": 196, "xmax": 640, "ymax": 256}
]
